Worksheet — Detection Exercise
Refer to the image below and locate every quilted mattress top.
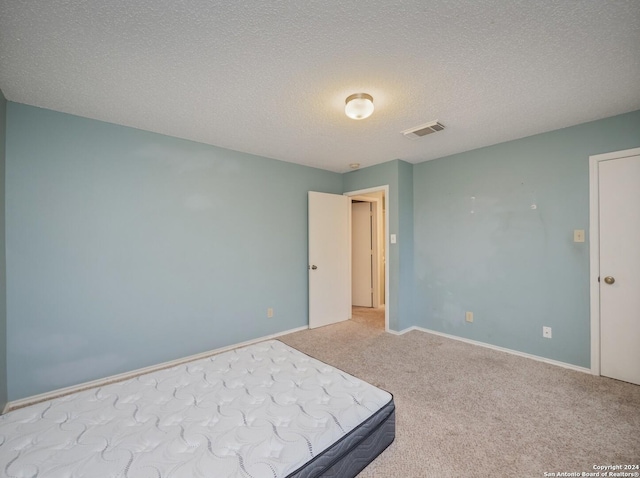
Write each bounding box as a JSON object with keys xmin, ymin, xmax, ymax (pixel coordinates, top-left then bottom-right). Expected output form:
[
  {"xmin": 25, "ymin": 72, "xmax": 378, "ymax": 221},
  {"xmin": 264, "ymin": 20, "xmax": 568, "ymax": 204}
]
[{"xmin": 0, "ymin": 340, "xmax": 391, "ymax": 477}]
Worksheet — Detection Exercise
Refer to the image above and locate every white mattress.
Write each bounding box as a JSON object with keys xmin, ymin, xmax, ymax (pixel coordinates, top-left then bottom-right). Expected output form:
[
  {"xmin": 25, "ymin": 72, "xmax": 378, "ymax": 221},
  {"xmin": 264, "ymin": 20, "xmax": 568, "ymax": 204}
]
[{"xmin": 0, "ymin": 340, "xmax": 392, "ymax": 477}]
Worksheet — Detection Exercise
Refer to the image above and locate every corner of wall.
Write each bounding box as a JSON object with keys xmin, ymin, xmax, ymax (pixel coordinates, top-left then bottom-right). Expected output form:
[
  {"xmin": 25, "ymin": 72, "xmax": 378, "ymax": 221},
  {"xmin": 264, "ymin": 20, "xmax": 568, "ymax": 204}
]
[{"xmin": 0, "ymin": 90, "xmax": 8, "ymax": 412}]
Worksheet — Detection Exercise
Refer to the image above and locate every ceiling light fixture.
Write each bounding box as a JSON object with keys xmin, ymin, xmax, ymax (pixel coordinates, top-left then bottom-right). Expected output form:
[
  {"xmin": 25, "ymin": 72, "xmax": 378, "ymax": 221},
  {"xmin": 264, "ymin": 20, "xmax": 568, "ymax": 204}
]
[{"xmin": 345, "ymin": 93, "xmax": 374, "ymax": 120}]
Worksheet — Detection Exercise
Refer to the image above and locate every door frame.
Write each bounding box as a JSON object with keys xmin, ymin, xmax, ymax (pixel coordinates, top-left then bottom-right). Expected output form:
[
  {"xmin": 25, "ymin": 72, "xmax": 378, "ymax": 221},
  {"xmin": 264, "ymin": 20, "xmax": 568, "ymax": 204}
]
[
  {"xmin": 588, "ymin": 147, "xmax": 640, "ymax": 376},
  {"xmin": 344, "ymin": 185, "xmax": 390, "ymax": 332}
]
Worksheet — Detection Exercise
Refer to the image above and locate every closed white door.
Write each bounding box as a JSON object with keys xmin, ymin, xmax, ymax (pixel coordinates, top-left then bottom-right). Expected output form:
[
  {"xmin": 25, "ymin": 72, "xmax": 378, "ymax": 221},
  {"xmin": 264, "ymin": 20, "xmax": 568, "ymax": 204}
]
[
  {"xmin": 599, "ymin": 153, "xmax": 640, "ymax": 385},
  {"xmin": 308, "ymin": 192, "xmax": 350, "ymax": 329},
  {"xmin": 352, "ymin": 202, "xmax": 373, "ymax": 307}
]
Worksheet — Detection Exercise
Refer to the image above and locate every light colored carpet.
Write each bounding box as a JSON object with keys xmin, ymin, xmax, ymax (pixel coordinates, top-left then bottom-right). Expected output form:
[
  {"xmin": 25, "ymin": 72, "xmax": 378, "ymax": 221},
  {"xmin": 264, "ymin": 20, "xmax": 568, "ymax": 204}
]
[
  {"xmin": 279, "ymin": 317, "xmax": 640, "ymax": 477},
  {"xmin": 351, "ymin": 306, "xmax": 385, "ymax": 329}
]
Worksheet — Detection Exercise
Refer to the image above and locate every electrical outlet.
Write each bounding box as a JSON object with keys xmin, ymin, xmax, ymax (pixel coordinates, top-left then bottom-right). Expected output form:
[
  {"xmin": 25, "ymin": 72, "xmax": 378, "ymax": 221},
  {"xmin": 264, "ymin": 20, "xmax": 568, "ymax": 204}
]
[
  {"xmin": 465, "ymin": 311, "xmax": 473, "ymax": 323},
  {"xmin": 543, "ymin": 326, "xmax": 552, "ymax": 338},
  {"xmin": 267, "ymin": 308, "xmax": 274, "ymax": 318},
  {"xmin": 573, "ymin": 230, "xmax": 585, "ymax": 243}
]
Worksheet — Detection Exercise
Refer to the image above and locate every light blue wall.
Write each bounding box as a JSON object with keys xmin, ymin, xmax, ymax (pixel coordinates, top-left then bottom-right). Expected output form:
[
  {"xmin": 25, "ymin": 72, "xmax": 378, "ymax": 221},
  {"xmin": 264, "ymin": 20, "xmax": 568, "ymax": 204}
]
[
  {"xmin": 5, "ymin": 103, "xmax": 342, "ymax": 400},
  {"xmin": 397, "ymin": 161, "xmax": 414, "ymax": 331},
  {"xmin": 5, "ymin": 100, "xmax": 639, "ymax": 401},
  {"xmin": 343, "ymin": 159, "xmax": 414, "ymax": 331},
  {"xmin": 0, "ymin": 90, "xmax": 7, "ymax": 411},
  {"xmin": 412, "ymin": 110, "xmax": 640, "ymax": 367}
]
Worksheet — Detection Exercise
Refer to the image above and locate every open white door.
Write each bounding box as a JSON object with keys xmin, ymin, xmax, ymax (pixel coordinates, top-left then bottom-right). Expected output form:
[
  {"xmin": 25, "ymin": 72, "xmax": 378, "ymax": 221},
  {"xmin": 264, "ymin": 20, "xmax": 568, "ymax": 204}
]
[{"xmin": 308, "ymin": 191, "xmax": 350, "ymax": 329}]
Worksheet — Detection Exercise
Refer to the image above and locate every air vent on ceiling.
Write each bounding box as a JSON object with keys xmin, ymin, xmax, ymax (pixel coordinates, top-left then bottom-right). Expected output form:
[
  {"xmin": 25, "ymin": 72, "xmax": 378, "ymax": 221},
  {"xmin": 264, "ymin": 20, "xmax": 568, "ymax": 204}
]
[{"xmin": 401, "ymin": 120, "xmax": 445, "ymax": 140}]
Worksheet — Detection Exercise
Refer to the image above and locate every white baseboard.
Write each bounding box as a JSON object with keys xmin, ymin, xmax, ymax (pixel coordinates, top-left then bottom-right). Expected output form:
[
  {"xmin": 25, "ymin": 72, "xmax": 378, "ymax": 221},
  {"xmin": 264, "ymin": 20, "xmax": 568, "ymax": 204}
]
[
  {"xmin": 399, "ymin": 326, "xmax": 591, "ymax": 374},
  {"xmin": 4, "ymin": 323, "xmax": 591, "ymax": 414},
  {"xmin": 3, "ymin": 325, "xmax": 308, "ymax": 414},
  {"xmin": 386, "ymin": 326, "xmax": 414, "ymax": 336}
]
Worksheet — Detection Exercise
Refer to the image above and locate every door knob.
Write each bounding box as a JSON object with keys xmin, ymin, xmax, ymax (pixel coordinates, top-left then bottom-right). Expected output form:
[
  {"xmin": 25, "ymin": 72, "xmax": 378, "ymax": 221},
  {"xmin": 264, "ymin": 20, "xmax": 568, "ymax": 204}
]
[
  {"xmin": 604, "ymin": 276, "xmax": 615, "ymax": 285},
  {"xmin": 309, "ymin": 265, "xmax": 318, "ymax": 270}
]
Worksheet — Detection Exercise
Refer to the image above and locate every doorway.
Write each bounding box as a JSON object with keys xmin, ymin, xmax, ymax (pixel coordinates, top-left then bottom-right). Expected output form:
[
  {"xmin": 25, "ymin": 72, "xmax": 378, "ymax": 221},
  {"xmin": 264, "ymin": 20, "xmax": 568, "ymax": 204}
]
[
  {"xmin": 352, "ymin": 200, "xmax": 374, "ymax": 308},
  {"xmin": 589, "ymin": 147, "xmax": 640, "ymax": 385},
  {"xmin": 345, "ymin": 186, "xmax": 389, "ymax": 331}
]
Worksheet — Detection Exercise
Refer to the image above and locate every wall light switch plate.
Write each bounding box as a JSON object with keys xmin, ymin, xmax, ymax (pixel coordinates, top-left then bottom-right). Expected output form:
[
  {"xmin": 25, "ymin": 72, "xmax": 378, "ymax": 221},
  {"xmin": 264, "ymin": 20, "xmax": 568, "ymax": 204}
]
[
  {"xmin": 267, "ymin": 308, "xmax": 274, "ymax": 318},
  {"xmin": 465, "ymin": 311, "xmax": 473, "ymax": 323},
  {"xmin": 390, "ymin": 234, "xmax": 397, "ymax": 244},
  {"xmin": 573, "ymin": 230, "xmax": 585, "ymax": 243}
]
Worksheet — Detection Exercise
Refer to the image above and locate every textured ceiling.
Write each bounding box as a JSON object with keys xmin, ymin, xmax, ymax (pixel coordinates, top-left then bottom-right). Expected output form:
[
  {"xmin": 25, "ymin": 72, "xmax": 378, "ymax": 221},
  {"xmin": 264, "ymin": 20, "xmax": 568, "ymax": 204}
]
[{"xmin": 1, "ymin": 1, "xmax": 639, "ymax": 173}]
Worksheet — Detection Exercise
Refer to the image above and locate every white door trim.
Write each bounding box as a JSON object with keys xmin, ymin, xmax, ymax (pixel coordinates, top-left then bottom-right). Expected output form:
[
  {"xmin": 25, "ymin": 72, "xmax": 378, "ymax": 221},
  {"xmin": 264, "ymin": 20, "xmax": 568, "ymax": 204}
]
[
  {"xmin": 344, "ymin": 185, "xmax": 390, "ymax": 332},
  {"xmin": 589, "ymin": 147, "xmax": 640, "ymax": 376}
]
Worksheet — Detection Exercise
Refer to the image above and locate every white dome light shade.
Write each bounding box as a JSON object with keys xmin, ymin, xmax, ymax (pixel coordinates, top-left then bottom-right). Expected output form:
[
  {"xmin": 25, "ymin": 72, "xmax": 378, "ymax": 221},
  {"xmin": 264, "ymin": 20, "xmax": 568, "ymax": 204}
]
[{"xmin": 345, "ymin": 93, "xmax": 374, "ymax": 120}]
